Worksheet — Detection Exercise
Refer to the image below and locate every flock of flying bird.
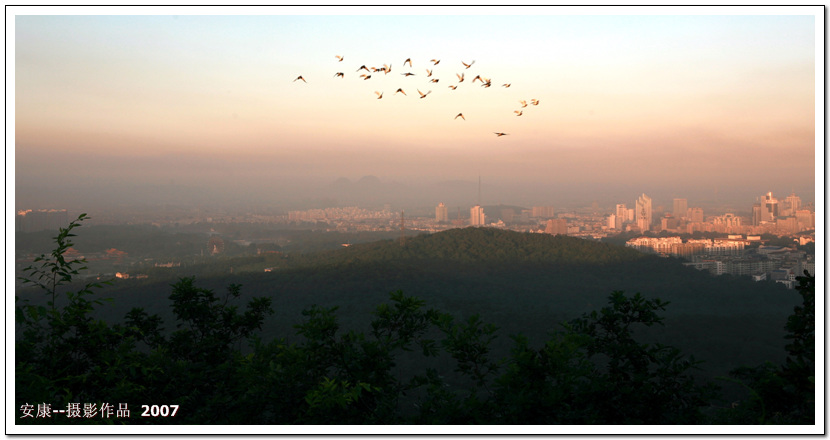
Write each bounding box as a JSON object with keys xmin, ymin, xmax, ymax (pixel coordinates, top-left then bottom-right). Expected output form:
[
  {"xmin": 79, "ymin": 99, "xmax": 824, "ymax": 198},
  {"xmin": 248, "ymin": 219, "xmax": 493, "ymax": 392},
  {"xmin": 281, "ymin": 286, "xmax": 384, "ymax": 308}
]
[{"xmin": 293, "ymin": 55, "xmax": 541, "ymax": 137}]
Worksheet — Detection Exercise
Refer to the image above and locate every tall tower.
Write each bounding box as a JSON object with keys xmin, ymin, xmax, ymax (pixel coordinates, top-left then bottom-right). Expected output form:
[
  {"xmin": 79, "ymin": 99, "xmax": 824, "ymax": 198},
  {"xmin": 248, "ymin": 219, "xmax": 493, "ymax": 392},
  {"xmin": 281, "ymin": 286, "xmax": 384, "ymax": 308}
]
[
  {"xmin": 673, "ymin": 198, "xmax": 688, "ymax": 220},
  {"xmin": 436, "ymin": 202, "xmax": 448, "ymax": 222},
  {"xmin": 761, "ymin": 192, "xmax": 779, "ymax": 222},
  {"xmin": 635, "ymin": 193, "xmax": 652, "ymax": 232}
]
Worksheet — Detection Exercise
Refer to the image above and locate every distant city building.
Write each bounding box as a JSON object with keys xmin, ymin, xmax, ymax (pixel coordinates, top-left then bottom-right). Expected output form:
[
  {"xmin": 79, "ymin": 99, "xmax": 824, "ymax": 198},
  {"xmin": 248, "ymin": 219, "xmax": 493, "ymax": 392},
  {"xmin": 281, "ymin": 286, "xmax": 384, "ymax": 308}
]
[
  {"xmin": 532, "ymin": 206, "xmax": 556, "ymax": 219},
  {"xmin": 545, "ymin": 218, "xmax": 568, "ymax": 235},
  {"xmin": 761, "ymin": 192, "xmax": 779, "ymax": 222},
  {"xmin": 500, "ymin": 208, "xmax": 515, "ymax": 224},
  {"xmin": 435, "ymin": 202, "xmax": 448, "ymax": 223},
  {"xmin": 688, "ymin": 207, "xmax": 704, "ymax": 223},
  {"xmin": 752, "ymin": 203, "xmax": 763, "ymax": 226},
  {"xmin": 607, "ymin": 214, "xmax": 617, "ymax": 230},
  {"xmin": 16, "ymin": 209, "xmax": 69, "ymax": 232},
  {"xmin": 795, "ymin": 209, "xmax": 814, "ymax": 230},
  {"xmin": 712, "ymin": 213, "xmax": 742, "ymax": 233},
  {"xmin": 673, "ymin": 198, "xmax": 688, "ymax": 220},
  {"xmin": 661, "ymin": 214, "xmax": 678, "ymax": 231},
  {"xmin": 783, "ymin": 192, "xmax": 801, "ymax": 216},
  {"xmin": 635, "ymin": 194, "xmax": 652, "ymax": 232},
  {"xmin": 615, "ymin": 204, "xmax": 628, "ymax": 222},
  {"xmin": 470, "ymin": 205, "xmax": 485, "ymax": 226}
]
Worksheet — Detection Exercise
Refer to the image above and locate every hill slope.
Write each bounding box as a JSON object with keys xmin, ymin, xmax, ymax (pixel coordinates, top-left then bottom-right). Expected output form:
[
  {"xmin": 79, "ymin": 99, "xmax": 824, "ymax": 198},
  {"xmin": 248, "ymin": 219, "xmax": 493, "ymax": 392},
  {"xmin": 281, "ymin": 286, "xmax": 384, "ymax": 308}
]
[{"xmin": 94, "ymin": 227, "xmax": 798, "ymax": 390}]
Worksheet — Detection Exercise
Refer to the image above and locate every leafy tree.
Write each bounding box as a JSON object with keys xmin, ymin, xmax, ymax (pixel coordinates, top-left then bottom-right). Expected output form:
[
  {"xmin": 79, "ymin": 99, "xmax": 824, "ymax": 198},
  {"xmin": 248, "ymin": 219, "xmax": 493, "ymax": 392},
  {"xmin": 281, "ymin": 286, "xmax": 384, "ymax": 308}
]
[
  {"xmin": 715, "ymin": 271, "xmax": 815, "ymax": 424},
  {"xmin": 493, "ymin": 291, "xmax": 713, "ymax": 424}
]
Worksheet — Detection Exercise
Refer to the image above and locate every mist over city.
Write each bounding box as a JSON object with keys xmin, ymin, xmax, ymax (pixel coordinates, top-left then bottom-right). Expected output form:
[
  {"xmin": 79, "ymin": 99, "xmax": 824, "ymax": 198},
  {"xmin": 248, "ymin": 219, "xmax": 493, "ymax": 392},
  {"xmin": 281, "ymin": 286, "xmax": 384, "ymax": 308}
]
[{"xmin": 9, "ymin": 6, "xmax": 822, "ymax": 435}]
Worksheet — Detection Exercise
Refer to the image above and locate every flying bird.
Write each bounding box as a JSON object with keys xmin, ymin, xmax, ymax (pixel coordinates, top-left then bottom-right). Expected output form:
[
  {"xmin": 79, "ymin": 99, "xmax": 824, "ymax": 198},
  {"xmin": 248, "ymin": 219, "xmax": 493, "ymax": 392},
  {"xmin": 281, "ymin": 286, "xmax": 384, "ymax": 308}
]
[
  {"xmin": 360, "ymin": 74, "xmax": 372, "ymax": 80},
  {"xmin": 375, "ymin": 91, "xmax": 383, "ymax": 99},
  {"xmin": 456, "ymin": 72, "xmax": 465, "ymax": 82},
  {"xmin": 426, "ymin": 69, "xmax": 433, "ymax": 77},
  {"xmin": 395, "ymin": 88, "xmax": 406, "ymax": 96},
  {"xmin": 401, "ymin": 72, "xmax": 415, "ymax": 77},
  {"xmin": 357, "ymin": 65, "xmax": 370, "ymax": 72},
  {"xmin": 448, "ymin": 85, "xmax": 458, "ymax": 90},
  {"xmin": 335, "ymin": 55, "xmax": 344, "ymax": 62},
  {"xmin": 429, "ymin": 78, "xmax": 439, "ymax": 83},
  {"xmin": 462, "ymin": 60, "xmax": 475, "ymax": 69},
  {"xmin": 493, "ymin": 132, "xmax": 509, "ymax": 137},
  {"xmin": 502, "ymin": 83, "xmax": 511, "ymax": 88},
  {"xmin": 334, "ymin": 72, "xmax": 344, "ymax": 78},
  {"xmin": 519, "ymin": 100, "xmax": 528, "ymax": 108},
  {"xmin": 430, "ymin": 59, "xmax": 440, "ymax": 65},
  {"xmin": 481, "ymin": 80, "xmax": 492, "ymax": 88},
  {"xmin": 514, "ymin": 110, "xmax": 523, "ymax": 116},
  {"xmin": 531, "ymin": 99, "xmax": 540, "ymax": 105},
  {"xmin": 455, "ymin": 113, "xmax": 465, "ymax": 120},
  {"xmin": 293, "ymin": 75, "xmax": 306, "ymax": 82},
  {"xmin": 417, "ymin": 89, "xmax": 432, "ymax": 99},
  {"xmin": 404, "ymin": 58, "xmax": 413, "ymax": 67}
]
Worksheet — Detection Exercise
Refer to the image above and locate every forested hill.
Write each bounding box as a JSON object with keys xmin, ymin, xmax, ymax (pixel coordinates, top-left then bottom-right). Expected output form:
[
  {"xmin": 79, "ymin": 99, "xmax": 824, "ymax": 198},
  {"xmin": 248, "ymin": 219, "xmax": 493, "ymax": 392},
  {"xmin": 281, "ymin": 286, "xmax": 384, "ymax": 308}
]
[{"xmin": 290, "ymin": 227, "xmax": 646, "ymax": 268}]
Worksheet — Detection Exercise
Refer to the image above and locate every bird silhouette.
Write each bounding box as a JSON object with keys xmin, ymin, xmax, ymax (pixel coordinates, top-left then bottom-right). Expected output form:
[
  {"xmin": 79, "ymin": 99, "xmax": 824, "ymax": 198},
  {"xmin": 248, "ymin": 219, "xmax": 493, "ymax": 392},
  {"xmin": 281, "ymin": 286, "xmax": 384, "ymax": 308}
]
[
  {"xmin": 430, "ymin": 59, "xmax": 440, "ymax": 65},
  {"xmin": 293, "ymin": 75, "xmax": 306, "ymax": 82},
  {"xmin": 448, "ymin": 85, "xmax": 458, "ymax": 90},
  {"xmin": 502, "ymin": 83, "xmax": 511, "ymax": 88},
  {"xmin": 335, "ymin": 55, "xmax": 344, "ymax": 62},
  {"xmin": 519, "ymin": 100, "xmax": 528, "ymax": 108},
  {"xmin": 456, "ymin": 72, "xmax": 465, "ymax": 82},
  {"xmin": 395, "ymin": 88, "xmax": 406, "ymax": 96},
  {"xmin": 514, "ymin": 110, "xmax": 523, "ymax": 116},
  {"xmin": 360, "ymin": 74, "xmax": 372, "ymax": 80},
  {"xmin": 455, "ymin": 113, "xmax": 465, "ymax": 120},
  {"xmin": 404, "ymin": 58, "xmax": 413, "ymax": 67},
  {"xmin": 481, "ymin": 80, "xmax": 492, "ymax": 88},
  {"xmin": 472, "ymin": 74, "xmax": 483, "ymax": 83},
  {"xmin": 426, "ymin": 69, "xmax": 433, "ymax": 77},
  {"xmin": 357, "ymin": 65, "xmax": 370, "ymax": 72},
  {"xmin": 417, "ymin": 89, "xmax": 432, "ymax": 99},
  {"xmin": 429, "ymin": 78, "xmax": 439, "ymax": 83},
  {"xmin": 334, "ymin": 72, "xmax": 344, "ymax": 78},
  {"xmin": 375, "ymin": 91, "xmax": 383, "ymax": 99},
  {"xmin": 493, "ymin": 132, "xmax": 509, "ymax": 136},
  {"xmin": 401, "ymin": 72, "xmax": 415, "ymax": 77},
  {"xmin": 531, "ymin": 99, "xmax": 540, "ymax": 105},
  {"xmin": 462, "ymin": 60, "xmax": 475, "ymax": 69}
]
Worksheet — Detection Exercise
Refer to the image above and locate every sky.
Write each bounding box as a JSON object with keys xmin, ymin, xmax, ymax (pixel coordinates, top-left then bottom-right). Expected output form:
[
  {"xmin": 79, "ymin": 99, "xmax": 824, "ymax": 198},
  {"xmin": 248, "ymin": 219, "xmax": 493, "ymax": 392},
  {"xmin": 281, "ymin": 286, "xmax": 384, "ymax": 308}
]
[{"xmin": 10, "ymin": 5, "xmax": 822, "ymax": 212}]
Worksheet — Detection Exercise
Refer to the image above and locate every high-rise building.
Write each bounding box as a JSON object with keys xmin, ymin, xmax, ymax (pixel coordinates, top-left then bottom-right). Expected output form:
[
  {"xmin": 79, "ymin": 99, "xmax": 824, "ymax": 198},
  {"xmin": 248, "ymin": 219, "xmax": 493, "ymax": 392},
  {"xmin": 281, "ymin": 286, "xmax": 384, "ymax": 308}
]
[
  {"xmin": 783, "ymin": 192, "xmax": 801, "ymax": 216},
  {"xmin": 435, "ymin": 202, "xmax": 448, "ymax": 223},
  {"xmin": 760, "ymin": 192, "xmax": 779, "ymax": 222},
  {"xmin": 635, "ymin": 194, "xmax": 652, "ymax": 232},
  {"xmin": 673, "ymin": 198, "xmax": 688, "ymax": 220},
  {"xmin": 545, "ymin": 218, "xmax": 568, "ymax": 235},
  {"xmin": 470, "ymin": 205, "xmax": 485, "ymax": 226},
  {"xmin": 752, "ymin": 203, "xmax": 763, "ymax": 226}
]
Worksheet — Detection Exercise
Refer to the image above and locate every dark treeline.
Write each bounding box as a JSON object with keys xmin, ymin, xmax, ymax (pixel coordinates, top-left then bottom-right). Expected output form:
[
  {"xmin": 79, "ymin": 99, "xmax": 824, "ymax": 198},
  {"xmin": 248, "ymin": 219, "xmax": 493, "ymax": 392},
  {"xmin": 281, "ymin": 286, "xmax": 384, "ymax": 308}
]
[{"xmin": 15, "ymin": 216, "xmax": 814, "ymax": 426}]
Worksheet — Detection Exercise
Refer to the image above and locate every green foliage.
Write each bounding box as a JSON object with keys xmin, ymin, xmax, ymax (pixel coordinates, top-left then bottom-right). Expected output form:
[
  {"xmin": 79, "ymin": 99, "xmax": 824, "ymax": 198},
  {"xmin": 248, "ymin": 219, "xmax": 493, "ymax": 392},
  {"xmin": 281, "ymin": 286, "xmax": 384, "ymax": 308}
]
[
  {"xmin": 15, "ymin": 219, "xmax": 807, "ymax": 426},
  {"xmin": 713, "ymin": 271, "xmax": 815, "ymax": 424},
  {"xmin": 492, "ymin": 291, "xmax": 713, "ymax": 424}
]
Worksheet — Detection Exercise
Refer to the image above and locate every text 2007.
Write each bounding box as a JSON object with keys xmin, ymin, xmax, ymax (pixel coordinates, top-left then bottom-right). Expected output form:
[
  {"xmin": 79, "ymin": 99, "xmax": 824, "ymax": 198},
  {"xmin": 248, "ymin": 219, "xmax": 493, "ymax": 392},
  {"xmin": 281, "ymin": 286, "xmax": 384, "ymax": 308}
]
[{"xmin": 141, "ymin": 405, "xmax": 179, "ymax": 417}]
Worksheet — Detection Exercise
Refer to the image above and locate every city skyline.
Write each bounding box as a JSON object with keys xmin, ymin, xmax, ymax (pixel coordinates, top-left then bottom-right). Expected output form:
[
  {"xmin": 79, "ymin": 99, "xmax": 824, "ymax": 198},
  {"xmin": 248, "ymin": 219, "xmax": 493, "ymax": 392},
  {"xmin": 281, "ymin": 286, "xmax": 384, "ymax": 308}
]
[{"xmin": 9, "ymin": 6, "xmax": 822, "ymax": 214}]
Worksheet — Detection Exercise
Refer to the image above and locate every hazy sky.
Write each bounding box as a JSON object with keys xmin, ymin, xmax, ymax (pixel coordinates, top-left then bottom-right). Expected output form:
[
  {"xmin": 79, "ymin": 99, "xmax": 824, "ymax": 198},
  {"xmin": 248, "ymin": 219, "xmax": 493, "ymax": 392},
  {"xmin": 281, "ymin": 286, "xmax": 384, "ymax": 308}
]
[{"xmin": 10, "ymin": 6, "xmax": 822, "ymax": 210}]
